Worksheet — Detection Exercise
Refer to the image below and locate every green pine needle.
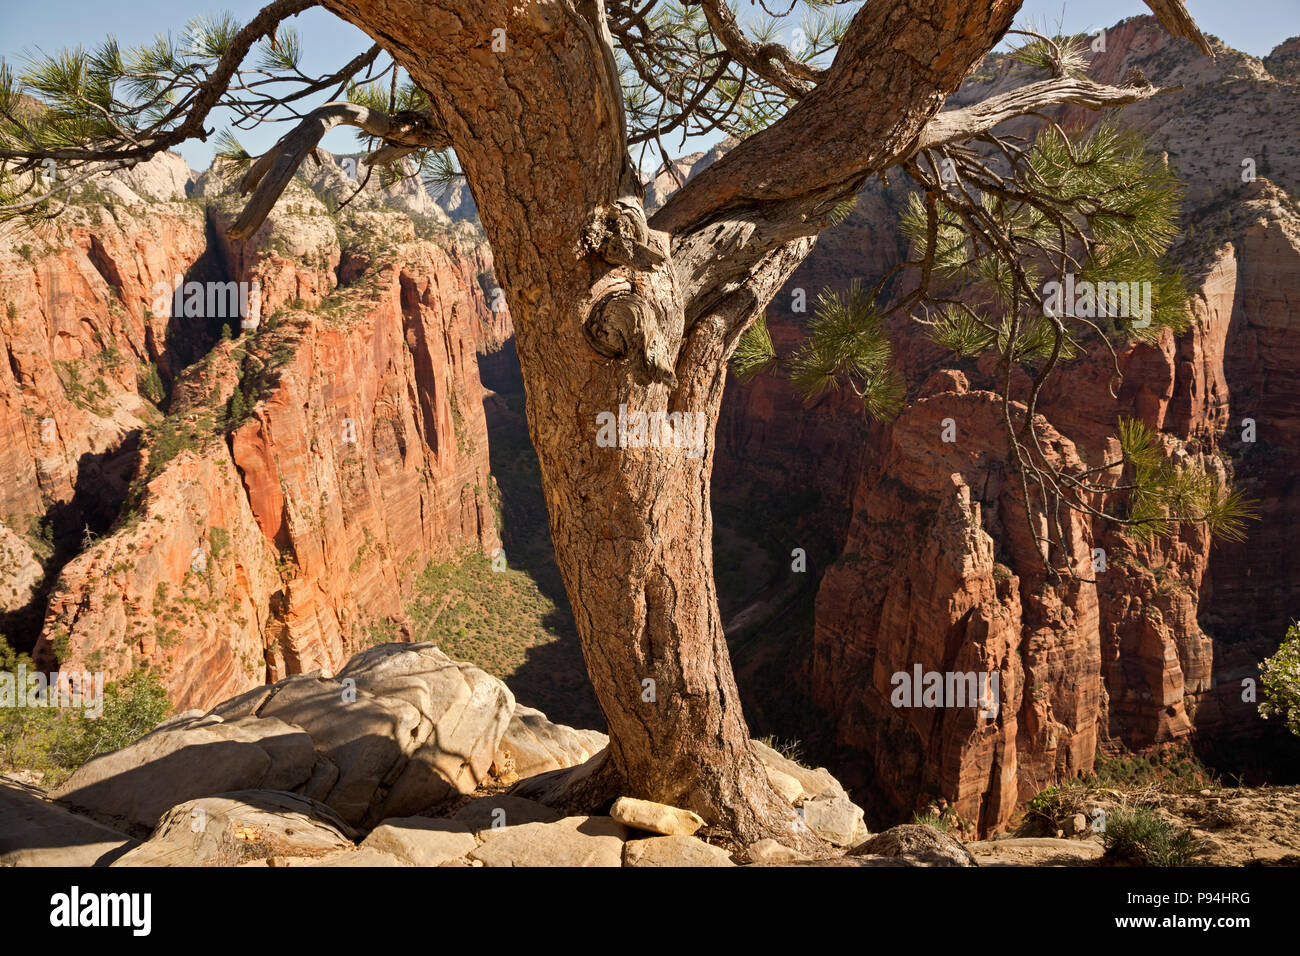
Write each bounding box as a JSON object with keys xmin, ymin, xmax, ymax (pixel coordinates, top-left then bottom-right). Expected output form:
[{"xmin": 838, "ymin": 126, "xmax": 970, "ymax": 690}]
[{"xmin": 732, "ymin": 314, "xmax": 777, "ymax": 383}]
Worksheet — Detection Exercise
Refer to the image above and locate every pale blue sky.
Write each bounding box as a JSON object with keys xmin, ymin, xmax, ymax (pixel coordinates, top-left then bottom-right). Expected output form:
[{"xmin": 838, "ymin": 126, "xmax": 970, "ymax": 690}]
[{"xmin": 5, "ymin": 1, "xmax": 1297, "ymax": 171}]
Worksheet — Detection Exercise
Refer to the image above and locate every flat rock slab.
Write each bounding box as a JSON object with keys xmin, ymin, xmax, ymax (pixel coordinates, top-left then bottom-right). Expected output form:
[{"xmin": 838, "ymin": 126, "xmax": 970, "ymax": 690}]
[
  {"xmin": 307, "ymin": 848, "xmax": 409, "ymax": 867},
  {"xmin": 112, "ymin": 791, "xmax": 355, "ymax": 867},
  {"xmin": 452, "ymin": 794, "xmax": 561, "ymax": 832},
  {"xmin": 610, "ymin": 796, "xmax": 705, "ymax": 837},
  {"xmin": 624, "ymin": 835, "xmax": 735, "ymax": 867},
  {"xmin": 470, "ymin": 815, "xmax": 628, "ymax": 867},
  {"xmin": 0, "ymin": 778, "xmax": 138, "ymax": 867},
  {"xmin": 968, "ymin": 837, "xmax": 1104, "ymax": 866},
  {"xmin": 362, "ymin": 817, "xmax": 478, "ymax": 866}
]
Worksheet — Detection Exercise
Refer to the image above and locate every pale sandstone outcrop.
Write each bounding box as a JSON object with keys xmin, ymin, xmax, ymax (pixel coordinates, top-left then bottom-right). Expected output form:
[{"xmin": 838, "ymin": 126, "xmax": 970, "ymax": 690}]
[
  {"xmin": 54, "ymin": 644, "xmax": 515, "ymax": 831},
  {"xmin": 623, "ymin": 835, "xmax": 735, "ymax": 867}
]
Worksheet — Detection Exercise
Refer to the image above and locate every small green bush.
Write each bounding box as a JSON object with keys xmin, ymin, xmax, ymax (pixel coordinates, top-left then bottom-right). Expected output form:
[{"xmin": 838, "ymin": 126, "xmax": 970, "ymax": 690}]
[
  {"xmin": 912, "ymin": 811, "xmax": 952, "ymax": 831},
  {"xmin": 1260, "ymin": 622, "xmax": 1300, "ymax": 737},
  {"xmin": 0, "ymin": 649, "xmax": 171, "ymax": 785},
  {"xmin": 1022, "ymin": 780, "xmax": 1091, "ymax": 833},
  {"xmin": 1102, "ymin": 806, "xmax": 1200, "ymax": 866}
]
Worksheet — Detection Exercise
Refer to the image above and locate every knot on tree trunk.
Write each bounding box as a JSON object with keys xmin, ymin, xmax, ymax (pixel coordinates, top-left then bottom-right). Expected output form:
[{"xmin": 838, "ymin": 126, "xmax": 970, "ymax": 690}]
[
  {"xmin": 583, "ymin": 290, "xmax": 678, "ymax": 388},
  {"xmin": 586, "ymin": 199, "xmax": 666, "ymax": 271}
]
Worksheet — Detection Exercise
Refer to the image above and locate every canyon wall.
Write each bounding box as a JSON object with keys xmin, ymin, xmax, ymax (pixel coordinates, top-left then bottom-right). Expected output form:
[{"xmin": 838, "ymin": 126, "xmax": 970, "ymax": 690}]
[
  {"xmin": 714, "ymin": 18, "xmax": 1300, "ymax": 832},
  {"xmin": 2, "ymin": 156, "xmax": 500, "ymax": 710}
]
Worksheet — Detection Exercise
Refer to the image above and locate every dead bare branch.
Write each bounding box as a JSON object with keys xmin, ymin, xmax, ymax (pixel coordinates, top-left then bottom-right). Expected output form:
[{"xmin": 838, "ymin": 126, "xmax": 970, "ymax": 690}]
[
  {"xmin": 228, "ymin": 101, "xmax": 448, "ymax": 239},
  {"xmin": 912, "ymin": 74, "xmax": 1180, "ymax": 155}
]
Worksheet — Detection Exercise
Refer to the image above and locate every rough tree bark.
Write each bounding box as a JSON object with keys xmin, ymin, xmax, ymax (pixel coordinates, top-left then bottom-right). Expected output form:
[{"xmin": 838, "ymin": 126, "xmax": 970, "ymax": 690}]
[{"xmin": 313, "ymin": 0, "xmax": 1182, "ymax": 848}]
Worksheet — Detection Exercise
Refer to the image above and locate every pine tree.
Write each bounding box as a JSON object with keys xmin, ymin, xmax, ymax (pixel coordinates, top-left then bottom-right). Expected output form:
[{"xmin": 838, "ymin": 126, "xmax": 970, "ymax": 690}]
[{"xmin": 0, "ymin": 0, "xmax": 1225, "ymax": 850}]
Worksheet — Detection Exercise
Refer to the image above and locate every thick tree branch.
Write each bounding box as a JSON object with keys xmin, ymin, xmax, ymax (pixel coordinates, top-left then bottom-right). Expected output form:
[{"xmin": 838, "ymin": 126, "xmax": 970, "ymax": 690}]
[
  {"xmin": 658, "ymin": 0, "xmax": 1210, "ymax": 322},
  {"xmin": 228, "ymin": 101, "xmax": 448, "ymax": 239},
  {"xmin": 910, "ymin": 72, "xmax": 1180, "ymax": 155},
  {"xmin": 656, "ymin": 0, "xmax": 1027, "ymax": 316}
]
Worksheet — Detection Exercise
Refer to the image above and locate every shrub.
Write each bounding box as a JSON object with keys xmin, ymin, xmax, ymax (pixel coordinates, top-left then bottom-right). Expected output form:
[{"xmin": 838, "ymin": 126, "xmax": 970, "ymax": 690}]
[
  {"xmin": 912, "ymin": 811, "xmax": 952, "ymax": 831},
  {"xmin": 1087, "ymin": 748, "xmax": 1219, "ymax": 793},
  {"xmin": 1101, "ymin": 806, "xmax": 1201, "ymax": 866},
  {"xmin": 1260, "ymin": 622, "xmax": 1300, "ymax": 737},
  {"xmin": 1023, "ymin": 780, "xmax": 1091, "ymax": 833},
  {"xmin": 0, "ymin": 653, "xmax": 171, "ymax": 785},
  {"xmin": 69, "ymin": 669, "xmax": 171, "ymax": 763}
]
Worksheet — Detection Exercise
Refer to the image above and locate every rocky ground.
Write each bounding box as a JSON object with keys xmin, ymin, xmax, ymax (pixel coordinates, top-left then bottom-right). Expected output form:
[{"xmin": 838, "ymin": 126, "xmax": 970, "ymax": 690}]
[
  {"xmin": 3, "ymin": 641, "xmax": 1295, "ymax": 868},
  {"xmin": 988, "ymin": 783, "xmax": 1300, "ymax": 867}
]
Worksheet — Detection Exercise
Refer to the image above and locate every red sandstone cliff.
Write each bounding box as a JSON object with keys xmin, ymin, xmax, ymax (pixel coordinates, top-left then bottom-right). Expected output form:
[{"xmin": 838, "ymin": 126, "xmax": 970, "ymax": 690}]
[
  {"xmin": 719, "ymin": 17, "xmax": 1300, "ymax": 830},
  {"xmin": 3, "ymin": 157, "xmax": 501, "ymax": 710}
]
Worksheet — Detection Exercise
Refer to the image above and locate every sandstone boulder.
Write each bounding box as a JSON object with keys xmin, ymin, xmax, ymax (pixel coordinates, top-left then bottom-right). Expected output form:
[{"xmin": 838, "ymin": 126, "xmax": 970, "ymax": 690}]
[
  {"xmin": 849, "ymin": 824, "xmax": 977, "ymax": 867},
  {"xmin": 336, "ymin": 644, "xmax": 515, "ymax": 825},
  {"xmin": 361, "ymin": 817, "xmax": 478, "ymax": 867},
  {"xmin": 746, "ymin": 838, "xmax": 810, "ymax": 864},
  {"xmin": 751, "ymin": 739, "xmax": 849, "ymax": 802},
  {"xmin": 53, "ymin": 715, "xmax": 316, "ymax": 832},
  {"xmin": 764, "ymin": 766, "xmax": 805, "ymax": 805},
  {"xmin": 492, "ymin": 704, "xmax": 608, "ymax": 780},
  {"xmin": 623, "ymin": 835, "xmax": 735, "ymax": 867},
  {"xmin": 52, "ymin": 644, "xmax": 515, "ymax": 833},
  {"xmin": 801, "ymin": 794, "xmax": 865, "ymax": 847},
  {"xmin": 610, "ymin": 796, "xmax": 705, "ymax": 837}
]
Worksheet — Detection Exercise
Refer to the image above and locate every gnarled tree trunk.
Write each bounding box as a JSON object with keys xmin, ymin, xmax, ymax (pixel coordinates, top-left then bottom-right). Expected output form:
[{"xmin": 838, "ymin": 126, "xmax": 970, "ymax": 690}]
[{"xmin": 323, "ymin": 0, "xmax": 1024, "ymax": 847}]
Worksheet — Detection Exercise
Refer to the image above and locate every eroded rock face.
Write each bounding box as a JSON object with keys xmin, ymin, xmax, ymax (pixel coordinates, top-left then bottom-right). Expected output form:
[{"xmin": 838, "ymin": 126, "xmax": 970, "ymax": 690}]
[
  {"xmin": 0, "ymin": 165, "xmax": 208, "ymax": 537},
  {"xmin": 809, "ymin": 381, "xmax": 1100, "ymax": 834},
  {"xmin": 0, "ymin": 523, "xmax": 42, "ymax": 618},
  {"xmin": 722, "ymin": 17, "xmax": 1300, "ymax": 832},
  {"xmin": 8, "ymin": 158, "xmax": 502, "ymax": 708}
]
